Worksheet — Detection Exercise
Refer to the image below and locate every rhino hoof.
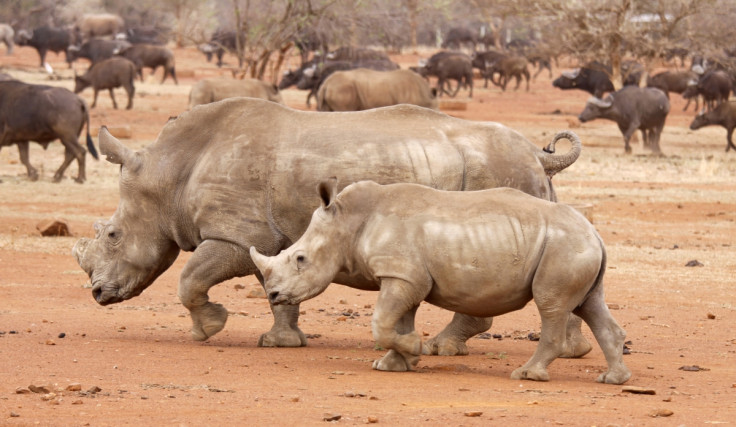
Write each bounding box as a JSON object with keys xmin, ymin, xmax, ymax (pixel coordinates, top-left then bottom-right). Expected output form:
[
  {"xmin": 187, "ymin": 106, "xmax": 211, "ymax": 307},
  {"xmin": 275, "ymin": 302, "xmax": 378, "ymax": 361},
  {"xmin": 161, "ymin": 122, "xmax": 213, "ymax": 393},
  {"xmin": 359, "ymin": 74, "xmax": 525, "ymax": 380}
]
[
  {"xmin": 510, "ymin": 367, "xmax": 550, "ymax": 382},
  {"xmin": 559, "ymin": 338, "xmax": 593, "ymax": 359},
  {"xmin": 190, "ymin": 302, "xmax": 228, "ymax": 341},
  {"xmin": 422, "ymin": 337, "xmax": 468, "ymax": 356},
  {"xmin": 257, "ymin": 329, "xmax": 307, "ymax": 348},
  {"xmin": 596, "ymin": 368, "xmax": 631, "ymax": 385},
  {"xmin": 372, "ymin": 350, "xmax": 414, "ymax": 372}
]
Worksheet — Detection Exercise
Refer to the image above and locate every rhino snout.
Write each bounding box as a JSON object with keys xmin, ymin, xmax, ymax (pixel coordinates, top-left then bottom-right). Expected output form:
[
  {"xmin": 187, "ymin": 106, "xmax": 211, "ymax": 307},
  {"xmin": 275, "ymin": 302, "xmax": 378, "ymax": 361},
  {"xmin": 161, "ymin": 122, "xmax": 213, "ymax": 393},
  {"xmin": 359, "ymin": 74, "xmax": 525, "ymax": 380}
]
[{"xmin": 268, "ymin": 290, "xmax": 288, "ymax": 305}]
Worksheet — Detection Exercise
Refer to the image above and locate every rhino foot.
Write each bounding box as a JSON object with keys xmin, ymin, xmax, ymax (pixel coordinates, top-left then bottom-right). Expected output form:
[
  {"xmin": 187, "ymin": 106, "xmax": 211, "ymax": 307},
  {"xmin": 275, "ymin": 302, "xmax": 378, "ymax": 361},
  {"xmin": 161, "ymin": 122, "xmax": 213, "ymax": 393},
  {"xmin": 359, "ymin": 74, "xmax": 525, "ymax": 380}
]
[
  {"xmin": 372, "ymin": 349, "xmax": 418, "ymax": 372},
  {"xmin": 190, "ymin": 302, "xmax": 228, "ymax": 341},
  {"xmin": 560, "ymin": 315, "xmax": 593, "ymax": 358},
  {"xmin": 510, "ymin": 366, "xmax": 550, "ymax": 382},
  {"xmin": 596, "ymin": 366, "xmax": 631, "ymax": 385},
  {"xmin": 257, "ymin": 327, "xmax": 307, "ymax": 347},
  {"xmin": 422, "ymin": 335, "xmax": 468, "ymax": 356}
]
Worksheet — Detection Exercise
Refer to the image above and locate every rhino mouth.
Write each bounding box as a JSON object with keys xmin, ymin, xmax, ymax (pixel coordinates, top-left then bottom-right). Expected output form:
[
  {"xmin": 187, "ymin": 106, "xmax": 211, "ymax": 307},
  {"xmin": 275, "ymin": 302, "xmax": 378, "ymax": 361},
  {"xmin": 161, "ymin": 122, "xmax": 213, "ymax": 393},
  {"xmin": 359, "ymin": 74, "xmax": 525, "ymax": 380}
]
[{"xmin": 92, "ymin": 281, "xmax": 125, "ymax": 305}]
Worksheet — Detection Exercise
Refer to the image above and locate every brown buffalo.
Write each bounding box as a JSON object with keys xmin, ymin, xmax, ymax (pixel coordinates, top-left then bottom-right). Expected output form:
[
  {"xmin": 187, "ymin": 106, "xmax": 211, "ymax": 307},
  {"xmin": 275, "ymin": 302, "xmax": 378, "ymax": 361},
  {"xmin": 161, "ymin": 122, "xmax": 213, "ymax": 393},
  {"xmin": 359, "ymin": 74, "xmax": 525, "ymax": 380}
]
[
  {"xmin": 116, "ymin": 44, "xmax": 177, "ymax": 84},
  {"xmin": 74, "ymin": 57, "xmax": 136, "ymax": 110},
  {"xmin": 317, "ymin": 68, "xmax": 438, "ymax": 111},
  {"xmin": 0, "ymin": 80, "xmax": 97, "ymax": 182}
]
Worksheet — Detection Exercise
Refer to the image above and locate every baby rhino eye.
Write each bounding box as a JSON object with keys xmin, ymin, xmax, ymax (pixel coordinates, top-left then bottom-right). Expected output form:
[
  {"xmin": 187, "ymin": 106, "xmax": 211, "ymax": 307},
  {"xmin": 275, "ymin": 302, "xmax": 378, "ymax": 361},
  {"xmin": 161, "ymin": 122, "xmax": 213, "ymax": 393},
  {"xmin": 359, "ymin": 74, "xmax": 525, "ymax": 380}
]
[{"xmin": 296, "ymin": 255, "xmax": 305, "ymax": 263}]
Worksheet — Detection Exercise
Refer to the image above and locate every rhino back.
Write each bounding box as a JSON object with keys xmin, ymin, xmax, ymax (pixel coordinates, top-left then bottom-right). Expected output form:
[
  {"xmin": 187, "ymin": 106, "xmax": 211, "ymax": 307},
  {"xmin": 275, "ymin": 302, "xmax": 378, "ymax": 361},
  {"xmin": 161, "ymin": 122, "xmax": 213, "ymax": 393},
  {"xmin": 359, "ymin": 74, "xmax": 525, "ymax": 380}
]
[
  {"xmin": 145, "ymin": 98, "xmax": 551, "ymax": 252},
  {"xmin": 343, "ymin": 183, "xmax": 599, "ymax": 316}
]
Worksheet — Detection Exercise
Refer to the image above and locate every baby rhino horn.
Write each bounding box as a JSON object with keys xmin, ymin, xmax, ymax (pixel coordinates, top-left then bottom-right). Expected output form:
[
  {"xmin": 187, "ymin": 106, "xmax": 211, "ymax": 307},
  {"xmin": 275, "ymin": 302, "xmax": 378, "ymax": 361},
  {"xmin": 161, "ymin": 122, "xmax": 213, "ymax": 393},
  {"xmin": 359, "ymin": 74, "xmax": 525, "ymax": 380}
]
[{"xmin": 249, "ymin": 247, "xmax": 272, "ymax": 275}]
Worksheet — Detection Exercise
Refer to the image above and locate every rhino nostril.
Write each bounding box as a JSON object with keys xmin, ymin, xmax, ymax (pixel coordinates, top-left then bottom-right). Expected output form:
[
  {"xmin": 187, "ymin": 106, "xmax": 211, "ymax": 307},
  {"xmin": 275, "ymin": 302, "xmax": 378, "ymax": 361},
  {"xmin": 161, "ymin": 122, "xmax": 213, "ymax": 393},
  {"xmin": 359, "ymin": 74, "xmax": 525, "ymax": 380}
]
[
  {"xmin": 268, "ymin": 291, "xmax": 279, "ymax": 303},
  {"xmin": 92, "ymin": 286, "xmax": 102, "ymax": 302}
]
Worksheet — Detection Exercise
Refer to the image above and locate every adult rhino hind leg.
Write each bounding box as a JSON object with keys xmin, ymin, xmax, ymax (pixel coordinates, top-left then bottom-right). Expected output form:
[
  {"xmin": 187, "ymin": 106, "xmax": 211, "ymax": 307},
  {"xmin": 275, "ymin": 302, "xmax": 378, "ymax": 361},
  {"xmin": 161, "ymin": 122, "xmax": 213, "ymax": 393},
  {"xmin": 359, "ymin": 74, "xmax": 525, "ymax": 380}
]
[
  {"xmin": 423, "ymin": 313, "xmax": 493, "ymax": 356},
  {"xmin": 178, "ymin": 240, "xmax": 248, "ymax": 341},
  {"xmin": 257, "ymin": 302, "xmax": 307, "ymax": 347}
]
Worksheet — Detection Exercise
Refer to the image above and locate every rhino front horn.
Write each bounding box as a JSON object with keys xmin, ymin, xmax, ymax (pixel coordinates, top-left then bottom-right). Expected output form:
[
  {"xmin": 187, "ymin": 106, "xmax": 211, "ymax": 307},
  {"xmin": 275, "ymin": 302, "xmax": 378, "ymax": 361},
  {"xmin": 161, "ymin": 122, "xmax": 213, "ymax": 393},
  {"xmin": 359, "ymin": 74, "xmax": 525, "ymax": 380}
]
[
  {"xmin": 249, "ymin": 247, "xmax": 272, "ymax": 275},
  {"xmin": 99, "ymin": 126, "xmax": 141, "ymax": 170}
]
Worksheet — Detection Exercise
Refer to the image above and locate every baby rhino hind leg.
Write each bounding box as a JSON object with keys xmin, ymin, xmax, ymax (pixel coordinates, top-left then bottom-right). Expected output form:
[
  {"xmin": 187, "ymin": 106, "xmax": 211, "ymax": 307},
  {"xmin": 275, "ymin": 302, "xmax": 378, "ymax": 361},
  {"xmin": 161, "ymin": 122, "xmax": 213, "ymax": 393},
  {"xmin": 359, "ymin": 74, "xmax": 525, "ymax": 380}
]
[{"xmin": 573, "ymin": 285, "xmax": 631, "ymax": 384}]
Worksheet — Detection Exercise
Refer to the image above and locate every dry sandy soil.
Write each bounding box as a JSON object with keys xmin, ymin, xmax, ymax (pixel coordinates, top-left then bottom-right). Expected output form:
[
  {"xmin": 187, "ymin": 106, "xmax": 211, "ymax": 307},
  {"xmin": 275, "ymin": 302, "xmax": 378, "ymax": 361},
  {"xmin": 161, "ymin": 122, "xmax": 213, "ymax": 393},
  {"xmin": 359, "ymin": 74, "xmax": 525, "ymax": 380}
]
[{"xmin": 1, "ymin": 45, "xmax": 735, "ymax": 426}]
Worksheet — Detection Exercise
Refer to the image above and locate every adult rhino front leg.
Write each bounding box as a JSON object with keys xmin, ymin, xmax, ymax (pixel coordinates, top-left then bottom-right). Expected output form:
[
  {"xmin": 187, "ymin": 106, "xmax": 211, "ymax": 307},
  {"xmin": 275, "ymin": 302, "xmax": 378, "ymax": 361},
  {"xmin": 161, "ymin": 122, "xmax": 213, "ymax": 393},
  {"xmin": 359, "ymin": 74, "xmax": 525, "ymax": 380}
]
[
  {"xmin": 257, "ymin": 300, "xmax": 307, "ymax": 348},
  {"xmin": 178, "ymin": 239, "xmax": 250, "ymax": 341}
]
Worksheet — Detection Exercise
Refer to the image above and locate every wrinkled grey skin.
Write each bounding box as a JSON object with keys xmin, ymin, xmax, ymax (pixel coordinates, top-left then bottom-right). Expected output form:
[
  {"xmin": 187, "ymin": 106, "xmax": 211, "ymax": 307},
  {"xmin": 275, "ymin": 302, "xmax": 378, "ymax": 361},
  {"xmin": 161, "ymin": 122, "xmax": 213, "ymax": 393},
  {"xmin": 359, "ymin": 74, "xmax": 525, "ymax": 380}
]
[
  {"xmin": 188, "ymin": 78, "xmax": 283, "ymax": 109},
  {"xmin": 317, "ymin": 68, "xmax": 438, "ymax": 112},
  {"xmin": 578, "ymin": 86, "xmax": 670, "ymax": 154},
  {"xmin": 73, "ymin": 98, "xmax": 586, "ymax": 356},
  {"xmin": 251, "ymin": 180, "xmax": 630, "ymax": 384}
]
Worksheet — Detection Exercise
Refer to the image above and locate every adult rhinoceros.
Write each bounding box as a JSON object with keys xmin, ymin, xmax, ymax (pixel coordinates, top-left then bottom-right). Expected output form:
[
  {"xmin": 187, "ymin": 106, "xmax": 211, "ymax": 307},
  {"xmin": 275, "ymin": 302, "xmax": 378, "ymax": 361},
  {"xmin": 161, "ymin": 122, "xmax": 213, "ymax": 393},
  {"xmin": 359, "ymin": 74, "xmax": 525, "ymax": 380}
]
[{"xmin": 73, "ymin": 97, "xmax": 588, "ymax": 357}]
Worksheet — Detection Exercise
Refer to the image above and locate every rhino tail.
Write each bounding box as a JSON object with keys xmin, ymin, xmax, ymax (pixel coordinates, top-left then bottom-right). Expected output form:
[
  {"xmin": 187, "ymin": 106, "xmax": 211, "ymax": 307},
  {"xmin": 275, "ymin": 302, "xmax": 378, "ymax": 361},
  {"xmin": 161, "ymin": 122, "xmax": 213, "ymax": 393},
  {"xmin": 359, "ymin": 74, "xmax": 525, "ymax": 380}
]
[
  {"xmin": 83, "ymin": 100, "xmax": 99, "ymax": 160},
  {"xmin": 537, "ymin": 130, "xmax": 581, "ymax": 178}
]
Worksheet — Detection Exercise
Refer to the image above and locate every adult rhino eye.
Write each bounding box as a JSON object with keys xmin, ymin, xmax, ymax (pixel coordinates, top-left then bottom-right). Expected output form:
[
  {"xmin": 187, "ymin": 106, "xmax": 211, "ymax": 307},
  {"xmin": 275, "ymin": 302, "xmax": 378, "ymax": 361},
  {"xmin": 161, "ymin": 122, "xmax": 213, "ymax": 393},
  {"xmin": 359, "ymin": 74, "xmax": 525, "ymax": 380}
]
[{"xmin": 108, "ymin": 230, "xmax": 119, "ymax": 239}]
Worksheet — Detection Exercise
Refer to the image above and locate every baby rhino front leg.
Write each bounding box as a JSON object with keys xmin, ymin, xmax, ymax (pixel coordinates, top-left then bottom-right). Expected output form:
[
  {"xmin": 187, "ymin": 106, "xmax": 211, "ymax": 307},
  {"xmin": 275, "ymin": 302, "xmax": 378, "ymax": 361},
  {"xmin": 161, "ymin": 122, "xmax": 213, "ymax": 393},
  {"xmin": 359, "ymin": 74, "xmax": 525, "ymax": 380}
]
[{"xmin": 371, "ymin": 278, "xmax": 425, "ymax": 371}]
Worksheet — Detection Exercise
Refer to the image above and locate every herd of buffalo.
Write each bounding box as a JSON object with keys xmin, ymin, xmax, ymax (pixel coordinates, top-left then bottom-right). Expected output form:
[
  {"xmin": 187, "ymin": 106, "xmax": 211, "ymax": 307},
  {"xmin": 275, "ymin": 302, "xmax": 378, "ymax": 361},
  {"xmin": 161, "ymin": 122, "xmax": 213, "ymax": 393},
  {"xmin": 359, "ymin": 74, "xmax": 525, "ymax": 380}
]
[
  {"xmin": 1, "ymin": 12, "xmax": 735, "ymax": 386},
  {"xmin": 1, "ymin": 13, "xmax": 736, "ymax": 184}
]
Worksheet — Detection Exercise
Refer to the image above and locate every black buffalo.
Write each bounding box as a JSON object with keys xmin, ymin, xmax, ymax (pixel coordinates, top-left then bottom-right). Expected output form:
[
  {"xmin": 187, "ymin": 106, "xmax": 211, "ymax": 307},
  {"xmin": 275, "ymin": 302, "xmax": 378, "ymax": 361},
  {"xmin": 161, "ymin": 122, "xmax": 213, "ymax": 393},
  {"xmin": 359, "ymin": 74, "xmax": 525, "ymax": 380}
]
[
  {"xmin": 578, "ymin": 86, "xmax": 670, "ymax": 154},
  {"xmin": 689, "ymin": 100, "xmax": 736, "ymax": 152},
  {"xmin": 14, "ymin": 26, "xmax": 75, "ymax": 68},
  {"xmin": 0, "ymin": 80, "xmax": 97, "ymax": 182},
  {"xmin": 67, "ymin": 38, "xmax": 131, "ymax": 65},
  {"xmin": 116, "ymin": 44, "xmax": 177, "ymax": 84},
  {"xmin": 553, "ymin": 62, "xmax": 615, "ymax": 99}
]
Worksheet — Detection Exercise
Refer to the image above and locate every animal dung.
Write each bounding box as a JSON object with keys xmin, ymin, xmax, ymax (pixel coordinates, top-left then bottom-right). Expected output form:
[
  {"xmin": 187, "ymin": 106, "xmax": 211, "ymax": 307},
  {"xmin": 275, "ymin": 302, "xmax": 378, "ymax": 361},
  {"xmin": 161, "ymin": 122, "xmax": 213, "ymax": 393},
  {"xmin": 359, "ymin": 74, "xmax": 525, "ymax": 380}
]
[
  {"xmin": 36, "ymin": 218, "xmax": 71, "ymax": 237},
  {"xmin": 90, "ymin": 125, "xmax": 132, "ymax": 139}
]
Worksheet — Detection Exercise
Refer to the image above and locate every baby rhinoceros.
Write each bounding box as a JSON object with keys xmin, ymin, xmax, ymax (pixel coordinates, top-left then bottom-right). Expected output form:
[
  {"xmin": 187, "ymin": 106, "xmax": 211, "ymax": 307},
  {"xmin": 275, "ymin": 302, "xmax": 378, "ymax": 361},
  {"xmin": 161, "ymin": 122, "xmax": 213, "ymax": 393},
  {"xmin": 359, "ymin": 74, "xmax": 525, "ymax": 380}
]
[{"xmin": 250, "ymin": 179, "xmax": 631, "ymax": 384}]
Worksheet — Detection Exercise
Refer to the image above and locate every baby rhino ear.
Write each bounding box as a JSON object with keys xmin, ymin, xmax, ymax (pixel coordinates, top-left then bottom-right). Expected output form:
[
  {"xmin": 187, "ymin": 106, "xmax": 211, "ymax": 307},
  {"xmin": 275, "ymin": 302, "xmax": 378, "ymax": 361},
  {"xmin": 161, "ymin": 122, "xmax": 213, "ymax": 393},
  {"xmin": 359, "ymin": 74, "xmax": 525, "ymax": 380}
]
[
  {"xmin": 99, "ymin": 126, "xmax": 142, "ymax": 172},
  {"xmin": 317, "ymin": 177, "xmax": 338, "ymax": 209}
]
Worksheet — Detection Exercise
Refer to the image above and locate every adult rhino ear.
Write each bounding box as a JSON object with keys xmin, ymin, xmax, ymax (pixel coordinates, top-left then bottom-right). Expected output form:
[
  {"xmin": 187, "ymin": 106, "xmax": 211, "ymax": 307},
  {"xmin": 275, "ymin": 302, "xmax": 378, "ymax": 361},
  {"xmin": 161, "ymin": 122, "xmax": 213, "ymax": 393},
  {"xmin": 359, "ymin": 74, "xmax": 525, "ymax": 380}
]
[
  {"xmin": 99, "ymin": 126, "xmax": 142, "ymax": 171},
  {"xmin": 317, "ymin": 177, "xmax": 339, "ymax": 210}
]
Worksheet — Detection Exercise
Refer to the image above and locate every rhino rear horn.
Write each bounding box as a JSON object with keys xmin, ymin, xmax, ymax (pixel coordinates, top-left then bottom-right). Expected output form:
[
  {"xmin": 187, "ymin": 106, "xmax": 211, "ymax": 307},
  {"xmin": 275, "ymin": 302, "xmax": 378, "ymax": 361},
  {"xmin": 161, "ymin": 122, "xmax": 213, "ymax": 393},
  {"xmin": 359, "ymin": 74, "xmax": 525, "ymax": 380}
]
[{"xmin": 99, "ymin": 126, "xmax": 141, "ymax": 170}]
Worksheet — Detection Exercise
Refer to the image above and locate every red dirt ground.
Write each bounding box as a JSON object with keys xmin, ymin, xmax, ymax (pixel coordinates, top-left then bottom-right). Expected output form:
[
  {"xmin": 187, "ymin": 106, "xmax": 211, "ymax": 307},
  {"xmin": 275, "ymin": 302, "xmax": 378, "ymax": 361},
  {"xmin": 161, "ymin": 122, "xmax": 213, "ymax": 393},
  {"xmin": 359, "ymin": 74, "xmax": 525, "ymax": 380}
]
[{"xmin": 1, "ymin": 45, "xmax": 735, "ymax": 426}]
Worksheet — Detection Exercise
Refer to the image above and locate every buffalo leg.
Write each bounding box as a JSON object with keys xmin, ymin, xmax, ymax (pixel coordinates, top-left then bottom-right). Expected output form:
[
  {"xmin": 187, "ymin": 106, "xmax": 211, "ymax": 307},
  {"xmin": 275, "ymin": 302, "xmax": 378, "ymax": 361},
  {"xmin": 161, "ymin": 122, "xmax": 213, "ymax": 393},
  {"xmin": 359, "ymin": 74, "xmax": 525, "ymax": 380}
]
[
  {"xmin": 621, "ymin": 121, "xmax": 641, "ymax": 154},
  {"xmin": 727, "ymin": 127, "xmax": 736, "ymax": 152},
  {"xmin": 91, "ymin": 89, "xmax": 99, "ymax": 108},
  {"xmin": 125, "ymin": 84, "xmax": 134, "ymax": 110},
  {"xmin": 16, "ymin": 141, "xmax": 39, "ymax": 181},
  {"xmin": 449, "ymin": 79, "xmax": 462, "ymax": 97},
  {"xmin": 56, "ymin": 138, "xmax": 86, "ymax": 183},
  {"xmin": 371, "ymin": 278, "xmax": 428, "ymax": 372},
  {"xmin": 108, "ymin": 88, "xmax": 118, "ymax": 109},
  {"xmin": 573, "ymin": 281, "xmax": 630, "ymax": 384}
]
